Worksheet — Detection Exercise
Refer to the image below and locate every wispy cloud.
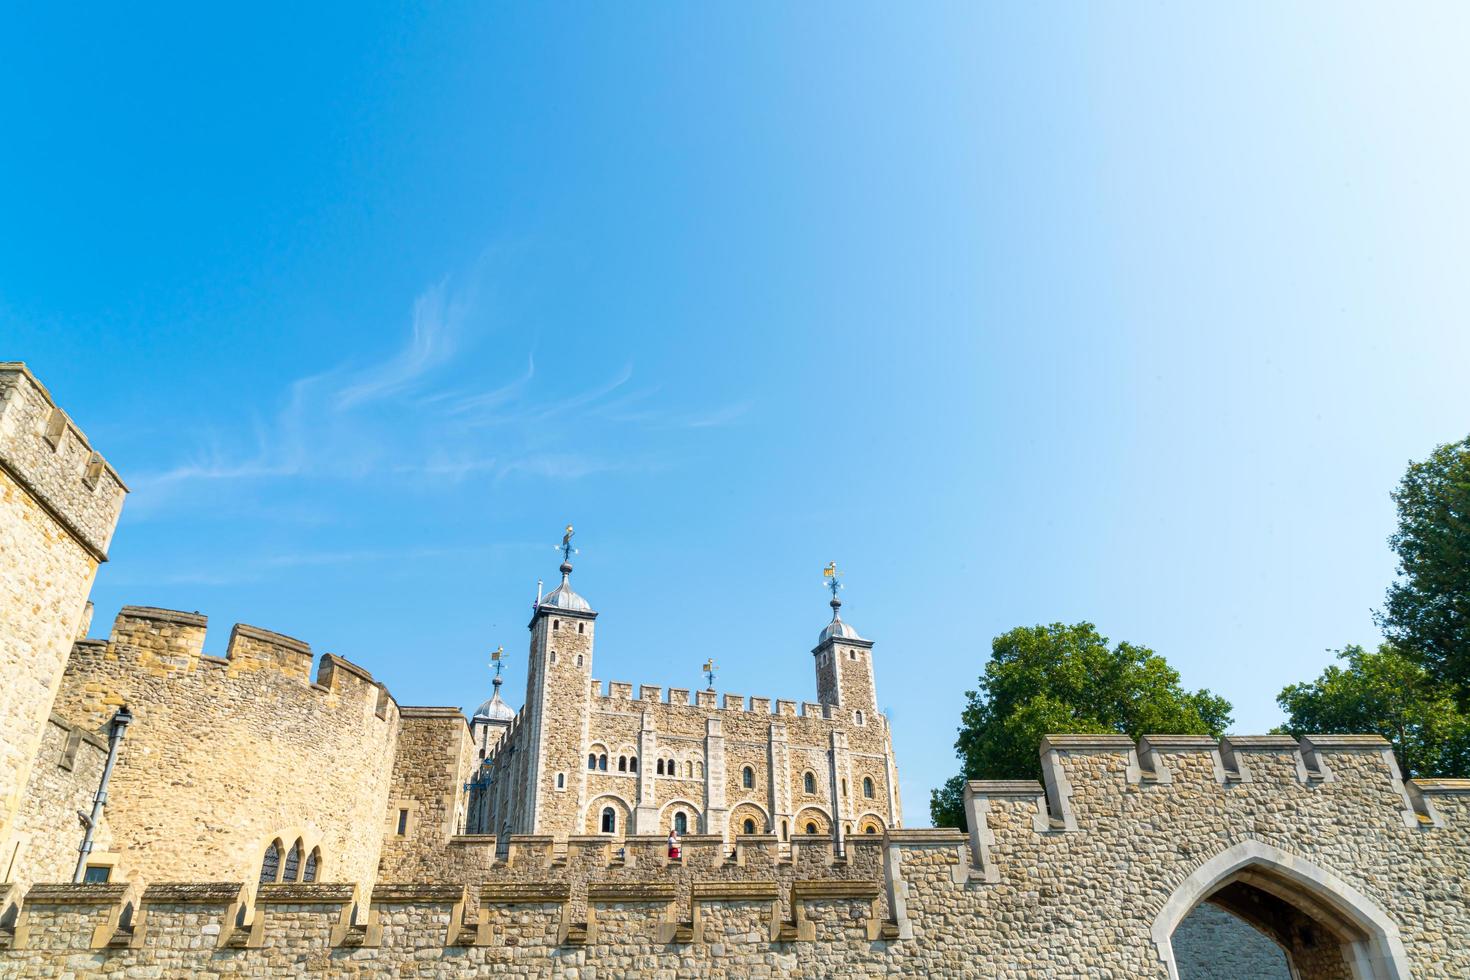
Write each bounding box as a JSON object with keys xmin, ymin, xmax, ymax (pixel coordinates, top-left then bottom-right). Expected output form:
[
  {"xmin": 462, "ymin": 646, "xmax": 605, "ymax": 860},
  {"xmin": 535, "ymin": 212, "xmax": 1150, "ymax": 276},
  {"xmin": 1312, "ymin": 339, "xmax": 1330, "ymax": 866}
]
[
  {"xmin": 335, "ymin": 278, "xmax": 469, "ymax": 409},
  {"xmin": 127, "ymin": 263, "xmax": 743, "ymax": 517}
]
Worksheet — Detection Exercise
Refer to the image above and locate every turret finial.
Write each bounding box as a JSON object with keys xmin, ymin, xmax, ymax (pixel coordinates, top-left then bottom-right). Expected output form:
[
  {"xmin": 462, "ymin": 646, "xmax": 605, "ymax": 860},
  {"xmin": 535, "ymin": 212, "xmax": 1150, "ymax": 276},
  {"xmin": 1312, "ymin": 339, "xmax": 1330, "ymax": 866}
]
[
  {"xmin": 823, "ymin": 561, "xmax": 844, "ymax": 612},
  {"xmin": 558, "ymin": 524, "xmax": 577, "ymax": 577},
  {"xmin": 490, "ymin": 645, "xmax": 504, "ymax": 693}
]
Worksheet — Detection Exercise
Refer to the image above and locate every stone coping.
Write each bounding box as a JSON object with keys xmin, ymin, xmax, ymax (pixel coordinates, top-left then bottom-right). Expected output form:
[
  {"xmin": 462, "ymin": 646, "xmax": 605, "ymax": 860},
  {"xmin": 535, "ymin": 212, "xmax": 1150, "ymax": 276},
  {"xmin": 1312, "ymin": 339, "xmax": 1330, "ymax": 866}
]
[
  {"xmin": 117, "ymin": 605, "xmax": 208, "ymax": 628},
  {"xmin": 255, "ymin": 883, "xmax": 356, "ymax": 905},
  {"xmin": 587, "ymin": 883, "xmax": 678, "ymax": 902},
  {"xmin": 371, "ymin": 884, "xmax": 466, "ymax": 903},
  {"xmin": 792, "ymin": 880, "xmax": 881, "ymax": 900},
  {"xmin": 230, "ymin": 622, "xmax": 311, "ymax": 654},
  {"xmin": 1041, "ymin": 734, "xmax": 1135, "ymax": 752},
  {"xmin": 885, "ymin": 828, "xmax": 966, "ymax": 844},
  {"xmin": 481, "ymin": 883, "xmax": 572, "ymax": 903},
  {"xmin": 318, "ymin": 652, "xmax": 379, "ymax": 685},
  {"xmin": 398, "ymin": 706, "xmax": 466, "ymax": 720},
  {"xmin": 1413, "ymin": 778, "xmax": 1470, "ymax": 795},
  {"xmin": 967, "ymin": 780, "xmax": 1045, "ymax": 797},
  {"xmin": 1221, "ymin": 735, "xmax": 1300, "ymax": 750},
  {"xmin": 692, "ymin": 882, "xmax": 780, "ymax": 902},
  {"xmin": 1138, "ymin": 735, "xmax": 1219, "ymax": 751},
  {"xmin": 448, "ymin": 835, "xmax": 497, "ymax": 846},
  {"xmin": 141, "ymin": 883, "xmax": 246, "ymax": 904},
  {"xmin": 21, "ymin": 883, "xmax": 130, "ymax": 906},
  {"xmin": 1300, "ymin": 734, "xmax": 1392, "ymax": 750}
]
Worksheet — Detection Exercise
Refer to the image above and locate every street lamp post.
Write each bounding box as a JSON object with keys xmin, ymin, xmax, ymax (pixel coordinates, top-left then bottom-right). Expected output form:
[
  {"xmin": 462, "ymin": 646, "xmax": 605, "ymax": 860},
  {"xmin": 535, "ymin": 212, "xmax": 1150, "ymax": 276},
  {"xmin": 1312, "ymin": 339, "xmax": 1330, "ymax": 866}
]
[{"xmin": 73, "ymin": 705, "xmax": 132, "ymax": 883}]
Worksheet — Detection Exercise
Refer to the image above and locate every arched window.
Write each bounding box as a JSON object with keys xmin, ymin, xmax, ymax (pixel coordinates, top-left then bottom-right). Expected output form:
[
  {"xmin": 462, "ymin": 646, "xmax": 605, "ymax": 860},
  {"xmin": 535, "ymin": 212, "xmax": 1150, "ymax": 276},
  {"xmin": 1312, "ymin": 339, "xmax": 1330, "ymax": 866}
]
[
  {"xmin": 553, "ymin": 619, "xmax": 561, "ymax": 631},
  {"xmin": 781, "ymin": 820, "xmax": 788, "ymax": 840},
  {"xmin": 629, "ymin": 756, "xmax": 638, "ymax": 772},
  {"xmin": 557, "ymin": 772, "xmax": 566, "ymax": 789},
  {"xmin": 855, "ymin": 710, "xmax": 864, "ymax": 726},
  {"xmin": 696, "ymin": 762, "xmax": 703, "ymax": 777},
  {"xmin": 864, "ymin": 825, "xmax": 877, "ymax": 834},
  {"xmin": 618, "ymin": 756, "xmax": 627, "ymax": 772},
  {"xmin": 588, "ymin": 754, "xmax": 597, "ymax": 770},
  {"xmin": 743, "ymin": 818, "xmax": 756, "ymax": 834},
  {"xmin": 550, "ymin": 651, "xmax": 558, "ymax": 664},
  {"xmin": 803, "ymin": 771, "xmax": 816, "ymax": 794},
  {"xmin": 601, "ymin": 807, "xmax": 616, "ymax": 834},
  {"xmin": 805, "ymin": 822, "xmax": 818, "ymax": 835},
  {"xmin": 850, "ymin": 650, "xmax": 857, "ymax": 660},
  {"xmin": 656, "ymin": 759, "xmax": 664, "ymax": 775},
  {"xmin": 578, "ymin": 622, "xmax": 585, "ymax": 634},
  {"xmin": 863, "ymin": 777, "xmax": 874, "ymax": 798},
  {"xmin": 742, "ymin": 766, "xmax": 754, "ymax": 789},
  {"xmin": 303, "ymin": 847, "xmax": 320, "ymax": 881},
  {"xmin": 674, "ymin": 812, "xmax": 688, "ymax": 834},
  {"xmin": 686, "ymin": 761, "xmax": 693, "ymax": 778},
  {"xmin": 259, "ymin": 840, "xmax": 282, "ymax": 883},
  {"xmin": 576, "ymin": 654, "xmax": 583, "ymax": 667},
  {"xmin": 598, "ymin": 754, "xmax": 608, "ymax": 771},
  {"xmin": 668, "ymin": 758, "xmax": 676, "ymax": 774},
  {"xmin": 284, "ymin": 840, "xmax": 302, "ymax": 882}
]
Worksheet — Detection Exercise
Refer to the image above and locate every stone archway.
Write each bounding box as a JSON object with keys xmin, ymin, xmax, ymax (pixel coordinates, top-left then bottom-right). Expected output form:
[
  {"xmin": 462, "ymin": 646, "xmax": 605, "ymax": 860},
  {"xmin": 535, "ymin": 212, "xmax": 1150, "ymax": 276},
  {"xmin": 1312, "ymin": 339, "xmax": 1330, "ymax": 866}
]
[
  {"xmin": 1152, "ymin": 840, "xmax": 1411, "ymax": 980},
  {"xmin": 728, "ymin": 801, "xmax": 770, "ymax": 836},
  {"xmin": 794, "ymin": 807, "xmax": 831, "ymax": 836}
]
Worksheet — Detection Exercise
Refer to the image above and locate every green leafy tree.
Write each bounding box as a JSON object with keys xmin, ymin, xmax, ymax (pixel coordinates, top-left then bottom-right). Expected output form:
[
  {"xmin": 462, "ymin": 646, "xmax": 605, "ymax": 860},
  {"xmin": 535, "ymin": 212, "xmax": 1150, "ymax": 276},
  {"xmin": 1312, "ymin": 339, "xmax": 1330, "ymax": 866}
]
[
  {"xmin": 930, "ymin": 623, "xmax": 1232, "ymax": 829},
  {"xmin": 1275, "ymin": 643, "xmax": 1470, "ymax": 778},
  {"xmin": 1378, "ymin": 435, "xmax": 1470, "ymax": 699}
]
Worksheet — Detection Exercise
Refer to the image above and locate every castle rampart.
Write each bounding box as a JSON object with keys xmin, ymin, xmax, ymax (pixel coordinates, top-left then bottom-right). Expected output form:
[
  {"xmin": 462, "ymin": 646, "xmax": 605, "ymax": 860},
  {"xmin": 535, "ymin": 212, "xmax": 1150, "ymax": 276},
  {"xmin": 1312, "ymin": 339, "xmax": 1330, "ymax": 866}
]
[
  {"xmin": 1, "ymin": 732, "xmax": 1465, "ymax": 976},
  {"xmin": 0, "ymin": 363, "xmax": 127, "ymax": 886},
  {"xmin": 39, "ymin": 606, "xmax": 400, "ymax": 897}
]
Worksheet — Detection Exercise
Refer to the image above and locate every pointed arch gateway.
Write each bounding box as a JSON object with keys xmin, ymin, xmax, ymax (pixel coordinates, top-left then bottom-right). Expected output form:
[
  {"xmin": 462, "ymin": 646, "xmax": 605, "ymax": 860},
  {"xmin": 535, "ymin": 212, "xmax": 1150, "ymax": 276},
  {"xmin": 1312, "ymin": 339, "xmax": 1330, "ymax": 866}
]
[{"xmin": 1151, "ymin": 840, "xmax": 1410, "ymax": 980}]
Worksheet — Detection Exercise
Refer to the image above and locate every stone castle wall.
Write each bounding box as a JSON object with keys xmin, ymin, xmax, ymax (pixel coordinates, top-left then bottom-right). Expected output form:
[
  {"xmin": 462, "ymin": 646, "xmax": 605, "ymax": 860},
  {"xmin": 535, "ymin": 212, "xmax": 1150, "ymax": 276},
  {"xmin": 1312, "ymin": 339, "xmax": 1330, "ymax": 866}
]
[
  {"xmin": 1, "ymin": 734, "xmax": 1465, "ymax": 977},
  {"xmin": 45, "ymin": 606, "xmax": 400, "ymax": 894},
  {"xmin": 0, "ymin": 364, "xmax": 126, "ymax": 869},
  {"xmin": 2, "ymin": 716, "xmax": 113, "ymax": 904}
]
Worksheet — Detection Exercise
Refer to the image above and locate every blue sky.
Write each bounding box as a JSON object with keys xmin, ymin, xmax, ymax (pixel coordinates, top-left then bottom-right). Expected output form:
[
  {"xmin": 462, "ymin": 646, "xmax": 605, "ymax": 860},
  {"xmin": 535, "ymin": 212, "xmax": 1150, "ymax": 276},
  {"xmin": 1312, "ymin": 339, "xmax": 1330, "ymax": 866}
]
[{"xmin": 5, "ymin": 5, "xmax": 1469, "ymax": 822}]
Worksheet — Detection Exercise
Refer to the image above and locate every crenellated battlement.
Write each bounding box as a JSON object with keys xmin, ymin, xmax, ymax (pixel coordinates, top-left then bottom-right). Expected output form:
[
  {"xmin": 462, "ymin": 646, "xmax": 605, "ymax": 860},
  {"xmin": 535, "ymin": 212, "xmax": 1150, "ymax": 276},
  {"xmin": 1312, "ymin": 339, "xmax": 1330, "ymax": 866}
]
[
  {"xmin": 963, "ymin": 733, "xmax": 1464, "ymax": 880},
  {"xmin": 590, "ymin": 680, "xmax": 838, "ymax": 720},
  {"xmin": 0, "ymin": 362, "xmax": 127, "ymax": 561},
  {"xmin": 76, "ymin": 605, "xmax": 395, "ymax": 723}
]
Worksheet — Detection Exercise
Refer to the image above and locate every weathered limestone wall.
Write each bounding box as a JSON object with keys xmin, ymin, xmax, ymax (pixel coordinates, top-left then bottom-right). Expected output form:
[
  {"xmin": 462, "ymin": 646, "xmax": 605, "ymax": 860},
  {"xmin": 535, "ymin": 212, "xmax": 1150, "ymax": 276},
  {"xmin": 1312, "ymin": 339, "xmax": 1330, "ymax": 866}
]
[
  {"xmin": 3, "ymin": 734, "xmax": 1463, "ymax": 977},
  {"xmin": 0, "ymin": 364, "xmax": 126, "ymax": 869},
  {"xmin": 378, "ymin": 708, "xmax": 497, "ymax": 894},
  {"xmin": 46, "ymin": 607, "xmax": 400, "ymax": 894},
  {"xmin": 3, "ymin": 716, "xmax": 114, "ymax": 903}
]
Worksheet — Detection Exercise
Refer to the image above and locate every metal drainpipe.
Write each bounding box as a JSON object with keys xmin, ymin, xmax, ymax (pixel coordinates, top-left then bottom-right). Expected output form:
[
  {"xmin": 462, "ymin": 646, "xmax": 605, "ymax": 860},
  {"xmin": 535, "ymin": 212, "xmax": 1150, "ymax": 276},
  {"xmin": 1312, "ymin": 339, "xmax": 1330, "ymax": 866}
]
[{"xmin": 74, "ymin": 705, "xmax": 132, "ymax": 883}]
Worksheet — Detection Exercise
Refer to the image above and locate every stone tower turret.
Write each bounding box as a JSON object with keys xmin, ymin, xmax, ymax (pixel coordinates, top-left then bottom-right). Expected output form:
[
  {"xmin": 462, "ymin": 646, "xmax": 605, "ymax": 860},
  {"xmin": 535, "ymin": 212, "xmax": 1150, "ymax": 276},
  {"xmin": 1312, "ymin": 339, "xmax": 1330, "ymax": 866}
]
[
  {"xmin": 812, "ymin": 588, "xmax": 878, "ymax": 727},
  {"xmin": 517, "ymin": 539, "xmax": 596, "ymax": 839}
]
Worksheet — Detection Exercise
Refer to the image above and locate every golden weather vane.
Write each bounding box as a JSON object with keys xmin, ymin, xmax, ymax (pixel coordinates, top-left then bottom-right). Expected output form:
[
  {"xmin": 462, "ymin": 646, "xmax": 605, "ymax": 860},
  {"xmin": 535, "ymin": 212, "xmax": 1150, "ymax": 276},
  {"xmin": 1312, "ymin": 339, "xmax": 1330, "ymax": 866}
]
[
  {"xmin": 703, "ymin": 658, "xmax": 717, "ymax": 689},
  {"xmin": 823, "ymin": 561, "xmax": 843, "ymax": 600}
]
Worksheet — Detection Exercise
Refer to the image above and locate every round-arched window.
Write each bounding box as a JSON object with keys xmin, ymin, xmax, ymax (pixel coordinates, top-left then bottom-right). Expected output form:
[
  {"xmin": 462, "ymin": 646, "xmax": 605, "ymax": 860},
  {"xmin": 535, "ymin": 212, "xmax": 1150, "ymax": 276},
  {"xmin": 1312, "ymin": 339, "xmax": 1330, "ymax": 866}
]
[
  {"xmin": 863, "ymin": 777, "xmax": 874, "ymax": 798},
  {"xmin": 805, "ymin": 822, "xmax": 818, "ymax": 835},
  {"xmin": 742, "ymin": 766, "xmax": 754, "ymax": 788},
  {"xmin": 601, "ymin": 807, "xmax": 616, "ymax": 834},
  {"xmin": 674, "ymin": 812, "xmax": 688, "ymax": 834},
  {"xmin": 743, "ymin": 818, "xmax": 756, "ymax": 834},
  {"xmin": 803, "ymin": 771, "xmax": 816, "ymax": 794}
]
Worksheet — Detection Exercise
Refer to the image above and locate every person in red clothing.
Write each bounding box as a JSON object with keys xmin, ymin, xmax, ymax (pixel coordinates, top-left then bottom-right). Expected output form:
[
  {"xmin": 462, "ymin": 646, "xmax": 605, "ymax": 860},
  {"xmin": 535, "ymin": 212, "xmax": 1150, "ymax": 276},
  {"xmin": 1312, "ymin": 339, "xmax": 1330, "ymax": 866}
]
[{"xmin": 667, "ymin": 828, "xmax": 681, "ymax": 860}]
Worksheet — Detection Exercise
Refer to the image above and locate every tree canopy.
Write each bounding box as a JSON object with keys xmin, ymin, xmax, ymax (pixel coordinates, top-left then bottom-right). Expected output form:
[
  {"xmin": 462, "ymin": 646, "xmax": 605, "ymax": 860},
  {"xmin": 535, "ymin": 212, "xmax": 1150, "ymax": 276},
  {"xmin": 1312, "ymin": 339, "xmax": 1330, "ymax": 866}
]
[
  {"xmin": 1378, "ymin": 435, "xmax": 1470, "ymax": 699},
  {"xmin": 1275, "ymin": 643, "xmax": 1470, "ymax": 779},
  {"xmin": 930, "ymin": 622, "xmax": 1232, "ymax": 829}
]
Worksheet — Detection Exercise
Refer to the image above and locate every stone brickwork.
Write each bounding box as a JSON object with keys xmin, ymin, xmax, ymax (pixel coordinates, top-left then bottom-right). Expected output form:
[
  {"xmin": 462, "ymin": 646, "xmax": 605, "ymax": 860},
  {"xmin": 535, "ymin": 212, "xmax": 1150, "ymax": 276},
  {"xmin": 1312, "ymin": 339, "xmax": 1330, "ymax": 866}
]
[
  {"xmin": 44, "ymin": 607, "xmax": 400, "ymax": 894},
  {"xmin": 3, "ymin": 716, "xmax": 113, "ymax": 906},
  {"xmin": 0, "ymin": 364, "xmax": 126, "ymax": 872},
  {"xmin": 479, "ymin": 567, "xmax": 903, "ymax": 846},
  {"xmin": 1, "ymin": 736, "xmax": 1466, "ymax": 977}
]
